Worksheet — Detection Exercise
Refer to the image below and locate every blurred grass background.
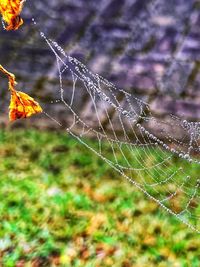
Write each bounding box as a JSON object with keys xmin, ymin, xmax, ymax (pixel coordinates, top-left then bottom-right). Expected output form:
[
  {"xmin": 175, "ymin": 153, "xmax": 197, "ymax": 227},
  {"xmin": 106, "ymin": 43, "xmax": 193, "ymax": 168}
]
[{"xmin": 0, "ymin": 129, "xmax": 199, "ymax": 267}]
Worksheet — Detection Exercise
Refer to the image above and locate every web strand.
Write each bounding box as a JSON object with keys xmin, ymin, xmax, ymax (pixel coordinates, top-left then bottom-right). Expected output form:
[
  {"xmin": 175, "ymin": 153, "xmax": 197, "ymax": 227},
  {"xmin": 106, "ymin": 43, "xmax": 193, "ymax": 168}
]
[{"xmin": 35, "ymin": 28, "xmax": 200, "ymax": 233}]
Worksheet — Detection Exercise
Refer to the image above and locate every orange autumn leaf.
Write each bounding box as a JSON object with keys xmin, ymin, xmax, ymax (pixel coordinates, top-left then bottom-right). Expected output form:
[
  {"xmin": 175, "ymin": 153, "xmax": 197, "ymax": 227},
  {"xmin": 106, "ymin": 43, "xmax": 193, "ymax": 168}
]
[
  {"xmin": 0, "ymin": 64, "xmax": 42, "ymax": 121},
  {"xmin": 0, "ymin": 0, "xmax": 25, "ymax": 30},
  {"xmin": 9, "ymin": 90, "xmax": 42, "ymax": 121},
  {"xmin": 0, "ymin": 2, "xmax": 41, "ymax": 122}
]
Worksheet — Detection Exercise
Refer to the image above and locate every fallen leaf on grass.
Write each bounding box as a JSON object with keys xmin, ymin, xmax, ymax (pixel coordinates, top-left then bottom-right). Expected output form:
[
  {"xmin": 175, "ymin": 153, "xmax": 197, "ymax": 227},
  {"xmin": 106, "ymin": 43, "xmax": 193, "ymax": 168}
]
[
  {"xmin": 86, "ymin": 213, "xmax": 107, "ymax": 235},
  {"xmin": 143, "ymin": 235, "xmax": 156, "ymax": 246}
]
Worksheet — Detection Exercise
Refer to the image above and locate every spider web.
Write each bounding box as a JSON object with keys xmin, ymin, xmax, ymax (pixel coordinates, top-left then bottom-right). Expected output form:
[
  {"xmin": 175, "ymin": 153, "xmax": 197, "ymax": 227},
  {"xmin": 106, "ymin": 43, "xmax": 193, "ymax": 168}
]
[{"xmin": 30, "ymin": 21, "xmax": 200, "ymax": 233}]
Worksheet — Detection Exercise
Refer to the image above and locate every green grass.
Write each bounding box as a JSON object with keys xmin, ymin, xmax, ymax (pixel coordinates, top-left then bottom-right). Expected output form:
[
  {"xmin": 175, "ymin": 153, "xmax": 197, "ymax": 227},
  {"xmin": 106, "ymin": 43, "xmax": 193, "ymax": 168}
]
[{"xmin": 0, "ymin": 129, "xmax": 199, "ymax": 266}]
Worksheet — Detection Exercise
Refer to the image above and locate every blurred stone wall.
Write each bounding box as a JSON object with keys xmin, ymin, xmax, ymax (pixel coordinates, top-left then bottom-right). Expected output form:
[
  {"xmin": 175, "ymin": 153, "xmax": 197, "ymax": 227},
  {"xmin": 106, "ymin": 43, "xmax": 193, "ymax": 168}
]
[{"xmin": 0, "ymin": 0, "xmax": 199, "ymax": 138}]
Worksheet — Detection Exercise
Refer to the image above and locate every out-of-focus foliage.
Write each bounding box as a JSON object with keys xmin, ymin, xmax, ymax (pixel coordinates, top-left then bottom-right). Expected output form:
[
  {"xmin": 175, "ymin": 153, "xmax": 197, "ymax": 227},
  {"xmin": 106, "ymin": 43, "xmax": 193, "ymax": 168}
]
[{"xmin": 0, "ymin": 129, "xmax": 199, "ymax": 266}]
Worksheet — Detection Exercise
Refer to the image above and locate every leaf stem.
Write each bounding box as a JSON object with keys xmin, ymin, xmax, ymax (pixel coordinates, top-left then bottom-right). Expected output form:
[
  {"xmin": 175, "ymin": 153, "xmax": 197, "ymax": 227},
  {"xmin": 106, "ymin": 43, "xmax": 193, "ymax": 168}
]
[{"xmin": 0, "ymin": 64, "xmax": 16, "ymax": 93}]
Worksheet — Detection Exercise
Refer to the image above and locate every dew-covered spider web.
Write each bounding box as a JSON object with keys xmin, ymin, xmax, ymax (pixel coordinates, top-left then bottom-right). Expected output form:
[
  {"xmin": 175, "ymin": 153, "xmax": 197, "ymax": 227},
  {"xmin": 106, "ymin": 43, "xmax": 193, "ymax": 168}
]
[{"xmin": 28, "ymin": 17, "xmax": 200, "ymax": 233}]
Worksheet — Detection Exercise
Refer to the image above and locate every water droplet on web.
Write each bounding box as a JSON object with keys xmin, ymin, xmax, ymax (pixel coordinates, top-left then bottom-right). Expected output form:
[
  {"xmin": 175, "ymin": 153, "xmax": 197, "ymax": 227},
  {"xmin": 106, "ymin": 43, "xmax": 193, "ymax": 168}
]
[
  {"xmin": 40, "ymin": 32, "xmax": 45, "ymax": 38},
  {"xmin": 183, "ymin": 154, "xmax": 190, "ymax": 159},
  {"xmin": 32, "ymin": 18, "xmax": 37, "ymax": 25}
]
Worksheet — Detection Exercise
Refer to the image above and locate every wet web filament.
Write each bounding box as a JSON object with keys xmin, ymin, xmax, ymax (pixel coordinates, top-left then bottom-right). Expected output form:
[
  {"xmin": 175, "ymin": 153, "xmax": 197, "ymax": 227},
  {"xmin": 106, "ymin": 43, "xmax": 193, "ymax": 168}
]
[{"xmin": 37, "ymin": 28, "xmax": 200, "ymax": 233}]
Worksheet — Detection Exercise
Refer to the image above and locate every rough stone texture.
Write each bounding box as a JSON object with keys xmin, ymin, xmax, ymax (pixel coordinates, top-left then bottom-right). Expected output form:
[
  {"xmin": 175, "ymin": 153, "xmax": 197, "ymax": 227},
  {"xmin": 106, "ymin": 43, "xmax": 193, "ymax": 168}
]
[{"xmin": 0, "ymin": 0, "xmax": 199, "ymax": 140}]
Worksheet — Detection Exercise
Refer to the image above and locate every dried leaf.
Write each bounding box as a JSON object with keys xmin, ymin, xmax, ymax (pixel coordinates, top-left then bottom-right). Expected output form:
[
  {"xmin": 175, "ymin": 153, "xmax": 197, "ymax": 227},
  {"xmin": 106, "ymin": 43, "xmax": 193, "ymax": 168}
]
[
  {"xmin": 9, "ymin": 90, "xmax": 42, "ymax": 121},
  {"xmin": 0, "ymin": 0, "xmax": 24, "ymax": 30},
  {"xmin": 0, "ymin": 2, "xmax": 40, "ymax": 122},
  {"xmin": 0, "ymin": 64, "xmax": 42, "ymax": 121}
]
